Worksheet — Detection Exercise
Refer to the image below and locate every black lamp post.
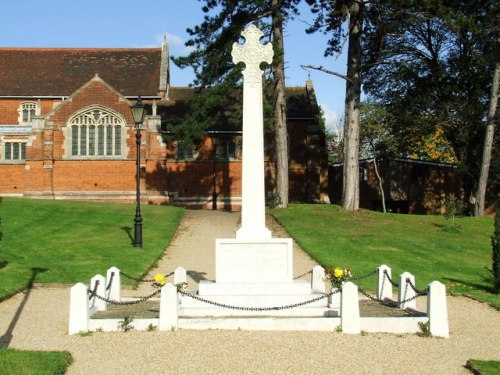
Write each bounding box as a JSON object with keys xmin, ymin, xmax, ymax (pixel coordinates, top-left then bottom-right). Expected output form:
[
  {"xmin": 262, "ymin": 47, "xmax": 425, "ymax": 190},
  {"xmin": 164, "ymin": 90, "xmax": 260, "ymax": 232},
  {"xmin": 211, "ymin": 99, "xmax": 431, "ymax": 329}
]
[
  {"xmin": 131, "ymin": 97, "xmax": 146, "ymax": 247},
  {"xmin": 209, "ymin": 132, "xmax": 218, "ymax": 210}
]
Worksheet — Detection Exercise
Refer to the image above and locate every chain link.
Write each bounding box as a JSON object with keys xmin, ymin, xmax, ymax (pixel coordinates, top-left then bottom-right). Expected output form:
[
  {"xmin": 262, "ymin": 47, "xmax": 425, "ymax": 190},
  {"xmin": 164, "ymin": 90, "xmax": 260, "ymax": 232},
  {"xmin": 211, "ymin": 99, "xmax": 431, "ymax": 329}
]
[
  {"xmin": 121, "ymin": 271, "xmax": 174, "ymax": 283},
  {"xmin": 179, "ymin": 288, "xmax": 341, "ymax": 312},
  {"xmin": 358, "ymin": 287, "xmax": 427, "ymax": 308},
  {"xmin": 350, "ymin": 269, "xmax": 377, "ymax": 283},
  {"xmin": 383, "ymin": 270, "xmax": 399, "ymax": 287},
  {"xmin": 406, "ymin": 278, "xmax": 428, "ymax": 295},
  {"xmin": 88, "ymin": 280, "xmax": 99, "ymax": 301},
  {"xmin": 105, "ymin": 272, "xmax": 114, "ymax": 291},
  {"xmin": 88, "ymin": 288, "xmax": 162, "ymax": 305}
]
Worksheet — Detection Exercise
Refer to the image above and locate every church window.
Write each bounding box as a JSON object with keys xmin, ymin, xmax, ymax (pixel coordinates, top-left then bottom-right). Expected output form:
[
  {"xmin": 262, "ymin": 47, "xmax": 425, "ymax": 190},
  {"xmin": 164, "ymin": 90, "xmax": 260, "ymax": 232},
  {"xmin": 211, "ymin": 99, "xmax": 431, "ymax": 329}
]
[
  {"xmin": 68, "ymin": 108, "xmax": 125, "ymax": 158},
  {"xmin": 176, "ymin": 142, "xmax": 195, "ymax": 160},
  {"xmin": 4, "ymin": 142, "xmax": 26, "ymax": 161},
  {"xmin": 217, "ymin": 140, "xmax": 238, "ymax": 159},
  {"xmin": 18, "ymin": 102, "xmax": 38, "ymax": 124}
]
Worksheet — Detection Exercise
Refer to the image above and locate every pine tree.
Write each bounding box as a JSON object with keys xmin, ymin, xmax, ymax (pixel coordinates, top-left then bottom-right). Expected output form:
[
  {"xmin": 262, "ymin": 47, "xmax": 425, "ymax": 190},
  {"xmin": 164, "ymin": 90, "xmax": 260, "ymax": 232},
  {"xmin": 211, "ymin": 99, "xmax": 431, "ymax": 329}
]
[{"xmin": 171, "ymin": 0, "xmax": 300, "ymax": 208}]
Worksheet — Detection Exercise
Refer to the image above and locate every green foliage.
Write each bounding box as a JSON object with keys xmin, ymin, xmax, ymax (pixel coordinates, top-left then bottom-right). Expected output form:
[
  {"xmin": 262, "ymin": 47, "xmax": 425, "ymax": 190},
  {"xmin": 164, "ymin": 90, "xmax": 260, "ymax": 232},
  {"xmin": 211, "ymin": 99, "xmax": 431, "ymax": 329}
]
[
  {"xmin": 466, "ymin": 359, "xmax": 500, "ymax": 375},
  {"xmin": 359, "ymin": 102, "xmax": 398, "ymax": 159},
  {"xmin": 493, "ymin": 200, "xmax": 500, "ymax": 293},
  {"xmin": 119, "ymin": 315, "xmax": 134, "ymax": 332},
  {"xmin": 267, "ymin": 192, "xmax": 283, "ymax": 209},
  {"xmin": 147, "ymin": 324, "xmax": 157, "ymax": 332},
  {"xmin": 444, "ymin": 194, "xmax": 466, "ymax": 233},
  {"xmin": 78, "ymin": 331, "xmax": 93, "ymax": 337},
  {"xmin": 0, "ymin": 348, "xmax": 73, "ymax": 375},
  {"xmin": 0, "ymin": 198, "xmax": 184, "ymax": 299},
  {"xmin": 271, "ymin": 204, "xmax": 498, "ymax": 308},
  {"xmin": 362, "ymin": 0, "xmax": 497, "ymax": 198},
  {"xmin": 417, "ymin": 321, "xmax": 432, "ymax": 337}
]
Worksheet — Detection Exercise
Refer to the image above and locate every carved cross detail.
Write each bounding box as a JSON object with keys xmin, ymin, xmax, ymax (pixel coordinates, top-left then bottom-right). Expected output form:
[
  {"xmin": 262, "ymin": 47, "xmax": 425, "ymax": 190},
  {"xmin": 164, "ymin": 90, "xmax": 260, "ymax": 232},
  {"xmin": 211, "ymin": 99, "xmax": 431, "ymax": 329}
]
[{"xmin": 231, "ymin": 24, "xmax": 273, "ymax": 87}]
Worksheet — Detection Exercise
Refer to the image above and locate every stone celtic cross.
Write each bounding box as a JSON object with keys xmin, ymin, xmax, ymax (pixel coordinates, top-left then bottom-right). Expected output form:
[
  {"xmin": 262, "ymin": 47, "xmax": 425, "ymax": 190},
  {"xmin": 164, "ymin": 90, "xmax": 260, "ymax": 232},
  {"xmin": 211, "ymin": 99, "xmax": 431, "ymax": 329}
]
[
  {"xmin": 231, "ymin": 24, "xmax": 273, "ymax": 240},
  {"xmin": 231, "ymin": 24, "xmax": 273, "ymax": 87}
]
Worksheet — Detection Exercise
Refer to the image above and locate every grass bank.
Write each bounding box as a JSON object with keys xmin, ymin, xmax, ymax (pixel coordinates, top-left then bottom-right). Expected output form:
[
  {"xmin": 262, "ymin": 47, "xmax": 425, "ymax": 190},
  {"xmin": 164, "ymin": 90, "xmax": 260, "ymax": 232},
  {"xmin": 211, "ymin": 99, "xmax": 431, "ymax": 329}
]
[
  {"xmin": 271, "ymin": 204, "xmax": 498, "ymax": 309},
  {"xmin": 0, "ymin": 198, "xmax": 184, "ymax": 299},
  {"xmin": 0, "ymin": 349, "xmax": 73, "ymax": 375}
]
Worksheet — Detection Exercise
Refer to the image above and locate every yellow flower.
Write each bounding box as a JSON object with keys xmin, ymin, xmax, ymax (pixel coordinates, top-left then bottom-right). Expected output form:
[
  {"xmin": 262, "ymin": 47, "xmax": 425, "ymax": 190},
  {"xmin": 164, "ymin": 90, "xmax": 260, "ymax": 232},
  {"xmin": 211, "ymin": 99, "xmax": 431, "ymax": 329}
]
[
  {"xmin": 333, "ymin": 267, "xmax": 344, "ymax": 279},
  {"xmin": 155, "ymin": 273, "xmax": 166, "ymax": 285}
]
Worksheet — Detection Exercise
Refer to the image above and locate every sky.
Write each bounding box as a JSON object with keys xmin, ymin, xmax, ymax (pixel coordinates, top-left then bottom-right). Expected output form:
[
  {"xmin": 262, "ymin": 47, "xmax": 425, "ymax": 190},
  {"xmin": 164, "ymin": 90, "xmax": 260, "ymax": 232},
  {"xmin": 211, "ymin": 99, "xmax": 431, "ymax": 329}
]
[{"xmin": 0, "ymin": 0, "xmax": 346, "ymax": 131}]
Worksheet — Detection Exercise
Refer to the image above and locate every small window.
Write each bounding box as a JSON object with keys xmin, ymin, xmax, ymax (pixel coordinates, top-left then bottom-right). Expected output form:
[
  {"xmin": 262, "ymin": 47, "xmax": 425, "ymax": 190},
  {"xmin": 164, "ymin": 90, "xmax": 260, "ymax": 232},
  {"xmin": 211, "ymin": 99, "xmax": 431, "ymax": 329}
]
[
  {"xmin": 4, "ymin": 142, "xmax": 26, "ymax": 161},
  {"xmin": 217, "ymin": 140, "xmax": 238, "ymax": 159},
  {"xmin": 176, "ymin": 142, "xmax": 195, "ymax": 160},
  {"xmin": 18, "ymin": 102, "xmax": 38, "ymax": 124}
]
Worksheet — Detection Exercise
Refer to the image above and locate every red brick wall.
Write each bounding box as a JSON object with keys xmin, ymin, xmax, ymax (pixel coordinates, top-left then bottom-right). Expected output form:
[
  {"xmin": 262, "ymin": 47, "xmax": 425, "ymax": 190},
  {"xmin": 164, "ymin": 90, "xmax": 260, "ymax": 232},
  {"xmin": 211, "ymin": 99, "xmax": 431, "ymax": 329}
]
[{"xmin": 0, "ymin": 164, "xmax": 25, "ymax": 193}]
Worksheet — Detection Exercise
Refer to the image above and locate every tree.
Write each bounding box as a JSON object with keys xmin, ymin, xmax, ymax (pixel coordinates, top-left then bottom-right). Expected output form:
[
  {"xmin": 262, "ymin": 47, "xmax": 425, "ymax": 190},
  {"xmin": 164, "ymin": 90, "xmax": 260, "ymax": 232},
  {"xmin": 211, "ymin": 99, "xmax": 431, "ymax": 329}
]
[
  {"xmin": 172, "ymin": 0, "xmax": 300, "ymax": 208},
  {"xmin": 475, "ymin": 57, "xmax": 499, "ymax": 216},
  {"xmin": 362, "ymin": 0, "xmax": 498, "ymax": 213},
  {"xmin": 306, "ymin": 0, "xmax": 366, "ymax": 211},
  {"xmin": 359, "ymin": 103, "xmax": 399, "ymax": 213}
]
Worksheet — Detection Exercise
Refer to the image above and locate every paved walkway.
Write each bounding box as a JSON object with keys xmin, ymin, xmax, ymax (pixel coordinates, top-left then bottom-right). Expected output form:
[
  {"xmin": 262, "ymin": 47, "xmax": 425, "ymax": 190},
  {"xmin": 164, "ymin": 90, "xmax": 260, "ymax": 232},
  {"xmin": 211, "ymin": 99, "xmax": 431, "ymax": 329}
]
[{"xmin": 0, "ymin": 210, "xmax": 499, "ymax": 374}]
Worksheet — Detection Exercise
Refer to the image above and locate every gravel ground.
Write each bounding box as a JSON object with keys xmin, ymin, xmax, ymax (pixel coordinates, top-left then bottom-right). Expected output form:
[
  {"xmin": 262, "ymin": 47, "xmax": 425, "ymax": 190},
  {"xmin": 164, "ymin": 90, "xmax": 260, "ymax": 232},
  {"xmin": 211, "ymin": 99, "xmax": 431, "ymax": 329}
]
[{"xmin": 1, "ymin": 210, "xmax": 499, "ymax": 374}]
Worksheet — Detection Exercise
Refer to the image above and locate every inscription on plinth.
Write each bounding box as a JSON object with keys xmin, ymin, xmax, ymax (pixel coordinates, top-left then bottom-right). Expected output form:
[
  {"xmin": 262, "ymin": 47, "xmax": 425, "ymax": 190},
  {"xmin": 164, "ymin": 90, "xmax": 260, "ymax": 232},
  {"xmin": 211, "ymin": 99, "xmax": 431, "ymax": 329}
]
[{"xmin": 215, "ymin": 238, "xmax": 293, "ymax": 283}]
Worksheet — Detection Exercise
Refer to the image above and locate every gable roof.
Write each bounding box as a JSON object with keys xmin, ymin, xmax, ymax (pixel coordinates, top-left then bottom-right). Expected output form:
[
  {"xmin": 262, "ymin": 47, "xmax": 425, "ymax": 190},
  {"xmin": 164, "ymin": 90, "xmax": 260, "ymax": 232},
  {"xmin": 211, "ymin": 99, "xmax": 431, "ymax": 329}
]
[
  {"xmin": 165, "ymin": 84, "xmax": 319, "ymax": 122},
  {"xmin": 0, "ymin": 47, "xmax": 163, "ymax": 97}
]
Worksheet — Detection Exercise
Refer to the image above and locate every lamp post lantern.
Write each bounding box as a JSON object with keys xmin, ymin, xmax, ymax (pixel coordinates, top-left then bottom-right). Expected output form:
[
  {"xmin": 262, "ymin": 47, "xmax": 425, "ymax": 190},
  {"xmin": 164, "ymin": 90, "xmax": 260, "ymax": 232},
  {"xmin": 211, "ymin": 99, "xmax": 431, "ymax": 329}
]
[{"xmin": 131, "ymin": 97, "xmax": 146, "ymax": 247}]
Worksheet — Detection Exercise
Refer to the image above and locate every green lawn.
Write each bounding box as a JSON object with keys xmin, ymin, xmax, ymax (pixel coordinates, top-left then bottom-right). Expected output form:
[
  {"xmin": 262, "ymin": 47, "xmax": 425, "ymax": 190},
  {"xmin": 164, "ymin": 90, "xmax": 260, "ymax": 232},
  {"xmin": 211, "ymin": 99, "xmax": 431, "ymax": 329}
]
[
  {"xmin": 0, "ymin": 198, "xmax": 184, "ymax": 299},
  {"xmin": 271, "ymin": 204, "xmax": 499, "ymax": 309},
  {"xmin": 466, "ymin": 359, "xmax": 500, "ymax": 375},
  {"xmin": 0, "ymin": 349, "xmax": 73, "ymax": 375}
]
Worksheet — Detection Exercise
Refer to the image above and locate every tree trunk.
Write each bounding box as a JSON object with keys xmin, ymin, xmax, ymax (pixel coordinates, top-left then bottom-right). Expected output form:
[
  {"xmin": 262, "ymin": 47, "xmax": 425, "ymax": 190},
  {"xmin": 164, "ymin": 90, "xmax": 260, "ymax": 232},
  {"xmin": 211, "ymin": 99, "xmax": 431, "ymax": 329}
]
[
  {"xmin": 342, "ymin": 0, "xmax": 363, "ymax": 211},
  {"xmin": 475, "ymin": 60, "xmax": 499, "ymax": 216},
  {"xmin": 372, "ymin": 155, "xmax": 386, "ymax": 213},
  {"xmin": 272, "ymin": 0, "xmax": 289, "ymax": 208}
]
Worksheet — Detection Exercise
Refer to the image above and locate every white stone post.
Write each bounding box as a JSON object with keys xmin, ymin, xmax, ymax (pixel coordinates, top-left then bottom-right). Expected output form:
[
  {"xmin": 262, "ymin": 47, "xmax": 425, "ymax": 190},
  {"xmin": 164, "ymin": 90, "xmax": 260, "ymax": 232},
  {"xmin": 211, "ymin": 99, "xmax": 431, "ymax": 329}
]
[
  {"xmin": 398, "ymin": 272, "xmax": 416, "ymax": 309},
  {"xmin": 68, "ymin": 283, "xmax": 89, "ymax": 335},
  {"xmin": 427, "ymin": 281, "xmax": 449, "ymax": 338},
  {"xmin": 174, "ymin": 266, "xmax": 187, "ymax": 286},
  {"xmin": 159, "ymin": 283, "xmax": 178, "ymax": 331},
  {"xmin": 377, "ymin": 264, "xmax": 393, "ymax": 301},
  {"xmin": 311, "ymin": 265, "xmax": 326, "ymax": 293},
  {"xmin": 90, "ymin": 274, "xmax": 106, "ymax": 311},
  {"xmin": 106, "ymin": 266, "xmax": 121, "ymax": 302},
  {"xmin": 340, "ymin": 282, "xmax": 361, "ymax": 334},
  {"xmin": 231, "ymin": 24, "xmax": 273, "ymax": 241}
]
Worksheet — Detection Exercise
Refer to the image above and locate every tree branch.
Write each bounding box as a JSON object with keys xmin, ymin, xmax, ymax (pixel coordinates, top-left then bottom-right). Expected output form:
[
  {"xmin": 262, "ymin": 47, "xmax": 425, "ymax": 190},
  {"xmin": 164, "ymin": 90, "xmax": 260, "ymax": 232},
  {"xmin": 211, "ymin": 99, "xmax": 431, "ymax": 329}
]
[{"xmin": 300, "ymin": 65, "xmax": 352, "ymax": 82}]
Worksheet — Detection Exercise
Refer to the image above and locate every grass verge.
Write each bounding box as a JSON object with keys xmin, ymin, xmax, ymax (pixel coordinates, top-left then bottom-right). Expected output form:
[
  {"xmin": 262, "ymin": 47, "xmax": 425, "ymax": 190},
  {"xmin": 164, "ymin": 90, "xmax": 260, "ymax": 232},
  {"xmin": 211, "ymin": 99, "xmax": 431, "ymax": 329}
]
[
  {"xmin": 0, "ymin": 348, "xmax": 73, "ymax": 375},
  {"xmin": 271, "ymin": 204, "xmax": 499, "ymax": 309},
  {"xmin": 466, "ymin": 359, "xmax": 500, "ymax": 375},
  {"xmin": 0, "ymin": 198, "xmax": 184, "ymax": 299}
]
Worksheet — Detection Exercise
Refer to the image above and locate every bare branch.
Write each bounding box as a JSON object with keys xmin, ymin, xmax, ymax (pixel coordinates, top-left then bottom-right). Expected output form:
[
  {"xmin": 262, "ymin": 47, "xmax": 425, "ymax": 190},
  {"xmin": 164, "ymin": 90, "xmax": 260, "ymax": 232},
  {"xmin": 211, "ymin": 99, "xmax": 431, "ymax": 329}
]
[{"xmin": 300, "ymin": 65, "xmax": 352, "ymax": 82}]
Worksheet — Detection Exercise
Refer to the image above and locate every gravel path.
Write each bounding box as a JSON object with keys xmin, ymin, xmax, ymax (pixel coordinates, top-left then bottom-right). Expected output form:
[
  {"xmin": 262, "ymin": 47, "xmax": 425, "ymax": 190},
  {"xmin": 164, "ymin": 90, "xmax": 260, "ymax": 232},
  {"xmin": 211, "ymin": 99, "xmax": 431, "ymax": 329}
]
[{"xmin": 1, "ymin": 210, "xmax": 499, "ymax": 374}]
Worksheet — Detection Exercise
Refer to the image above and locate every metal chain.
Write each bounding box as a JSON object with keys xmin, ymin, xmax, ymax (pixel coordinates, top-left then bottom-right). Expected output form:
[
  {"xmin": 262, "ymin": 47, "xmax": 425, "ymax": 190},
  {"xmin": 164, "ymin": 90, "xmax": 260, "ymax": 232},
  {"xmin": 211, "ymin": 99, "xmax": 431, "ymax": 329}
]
[
  {"xmin": 105, "ymin": 272, "xmax": 114, "ymax": 291},
  {"xmin": 87, "ymin": 288, "xmax": 162, "ymax": 305},
  {"xmin": 406, "ymin": 278, "xmax": 428, "ymax": 295},
  {"xmin": 121, "ymin": 271, "xmax": 174, "ymax": 283},
  {"xmin": 179, "ymin": 288, "xmax": 341, "ymax": 312},
  {"xmin": 88, "ymin": 280, "xmax": 99, "ymax": 301},
  {"xmin": 350, "ymin": 269, "xmax": 377, "ymax": 283},
  {"xmin": 383, "ymin": 270, "xmax": 399, "ymax": 287},
  {"xmin": 358, "ymin": 287, "xmax": 427, "ymax": 308}
]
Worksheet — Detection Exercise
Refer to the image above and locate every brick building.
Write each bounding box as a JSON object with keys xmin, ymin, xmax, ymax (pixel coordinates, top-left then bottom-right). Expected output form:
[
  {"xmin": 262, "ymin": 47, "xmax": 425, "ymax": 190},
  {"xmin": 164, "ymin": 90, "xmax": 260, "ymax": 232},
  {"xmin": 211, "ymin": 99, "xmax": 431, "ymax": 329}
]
[
  {"xmin": 329, "ymin": 158, "xmax": 462, "ymax": 214},
  {"xmin": 0, "ymin": 43, "xmax": 328, "ymax": 210}
]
